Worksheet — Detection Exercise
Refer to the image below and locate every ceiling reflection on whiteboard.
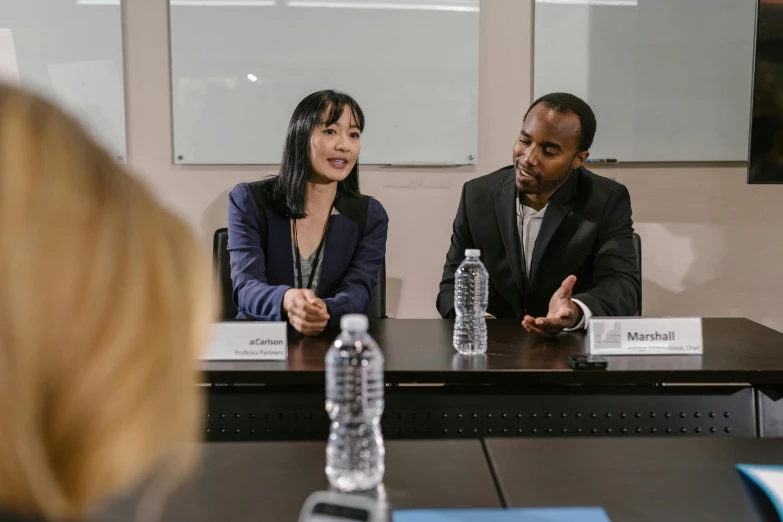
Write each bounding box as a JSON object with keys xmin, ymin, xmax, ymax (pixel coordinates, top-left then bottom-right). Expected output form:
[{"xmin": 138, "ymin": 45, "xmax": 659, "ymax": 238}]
[
  {"xmin": 286, "ymin": 0, "xmax": 478, "ymax": 12},
  {"xmin": 77, "ymin": 1, "xmax": 277, "ymax": 6},
  {"xmin": 78, "ymin": 0, "xmax": 476, "ymax": 9}
]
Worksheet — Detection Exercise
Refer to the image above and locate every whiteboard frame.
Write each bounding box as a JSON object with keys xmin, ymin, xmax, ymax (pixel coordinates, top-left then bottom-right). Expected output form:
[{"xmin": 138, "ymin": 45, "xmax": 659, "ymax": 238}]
[
  {"xmin": 167, "ymin": 0, "xmax": 480, "ymax": 166},
  {"xmin": 530, "ymin": 0, "xmax": 757, "ymax": 164}
]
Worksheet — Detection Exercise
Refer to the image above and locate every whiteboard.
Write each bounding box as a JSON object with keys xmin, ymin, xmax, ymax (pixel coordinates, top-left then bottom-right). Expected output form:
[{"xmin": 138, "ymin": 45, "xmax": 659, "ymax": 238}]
[
  {"xmin": 533, "ymin": 0, "xmax": 756, "ymax": 162},
  {"xmin": 0, "ymin": 1, "xmax": 126, "ymax": 160},
  {"xmin": 169, "ymin": 0, "xmax": 479, "ymax": 165}
]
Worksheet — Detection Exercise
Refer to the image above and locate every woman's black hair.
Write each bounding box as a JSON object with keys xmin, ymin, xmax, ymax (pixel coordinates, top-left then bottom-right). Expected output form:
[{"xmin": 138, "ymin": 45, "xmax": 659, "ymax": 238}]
[{"xmin": 266, "ymin": 90, "xmax": 365, "ymax": 219}]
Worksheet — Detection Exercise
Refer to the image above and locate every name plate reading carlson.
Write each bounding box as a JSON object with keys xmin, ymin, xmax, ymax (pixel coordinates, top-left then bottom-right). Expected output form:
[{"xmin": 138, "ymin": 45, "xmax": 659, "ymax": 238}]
[
  {"xmin": 201, "ymin": 322, "xmax": 287, "ymax": 361},
  {"xmin": 588, "ymin": 317, "xmax": 703, "ymax": 355}
]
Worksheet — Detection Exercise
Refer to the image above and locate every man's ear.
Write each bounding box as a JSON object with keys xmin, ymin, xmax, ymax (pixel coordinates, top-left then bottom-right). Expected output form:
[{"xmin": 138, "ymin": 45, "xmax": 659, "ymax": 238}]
[{"xmin": 572, "ymin": 150, "xmax": 589, "ymax": 170}]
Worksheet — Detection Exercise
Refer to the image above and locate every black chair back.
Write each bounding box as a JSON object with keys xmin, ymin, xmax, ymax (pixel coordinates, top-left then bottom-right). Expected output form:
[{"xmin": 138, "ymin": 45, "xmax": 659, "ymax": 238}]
[
  {"xmin": 213, "ymin": 228, "xmax": 386, "ymax": 321},
  {"xmin": 368, "ymin": 261, "xmax": 386, "ymax": 319},
  {"xmin": 213, "ymin": 228, "xmax": 238, "ymax": 321},
  {"xmin": 632, "ymin": 232, "xmax": 642, "ymax": 315}
]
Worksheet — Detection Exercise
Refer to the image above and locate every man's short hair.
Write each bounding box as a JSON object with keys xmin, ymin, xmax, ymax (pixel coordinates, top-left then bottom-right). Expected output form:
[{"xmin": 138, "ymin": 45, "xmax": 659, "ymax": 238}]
[{"xmin": 524, "ymin": 93, "xmax": 597, "ymax": 152}]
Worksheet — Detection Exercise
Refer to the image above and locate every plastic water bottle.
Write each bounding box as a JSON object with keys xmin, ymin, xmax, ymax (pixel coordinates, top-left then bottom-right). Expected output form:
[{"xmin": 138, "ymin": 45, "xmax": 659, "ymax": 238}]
[
  {"xmin": 453, "ymin": 249, "xmax": 489, "ymax": 355},
  {"xmin": 325, "ymin": 314, "xmax": 385, "ymax": 491}
]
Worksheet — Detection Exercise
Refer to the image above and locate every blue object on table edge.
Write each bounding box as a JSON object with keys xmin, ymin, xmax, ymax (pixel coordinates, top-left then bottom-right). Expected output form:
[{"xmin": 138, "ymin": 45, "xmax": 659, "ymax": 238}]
[{"xmin": 737, "ymin": 464, "xmax": 783, "ymax": 522}]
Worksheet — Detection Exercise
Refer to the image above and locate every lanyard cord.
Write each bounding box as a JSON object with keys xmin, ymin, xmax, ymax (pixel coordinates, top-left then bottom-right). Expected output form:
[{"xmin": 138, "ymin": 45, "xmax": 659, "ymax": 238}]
[{"xmin": 292, "ymin": 206, "xmax": 332, "ymax": 290}]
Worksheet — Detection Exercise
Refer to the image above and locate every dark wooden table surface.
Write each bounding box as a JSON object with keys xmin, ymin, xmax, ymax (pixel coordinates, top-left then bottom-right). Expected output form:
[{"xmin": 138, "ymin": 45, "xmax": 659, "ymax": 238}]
[
  {"xmin": 202, "ymin": 318, "xmax": 783, "ymax": 385},
  {"xmin": 98, "ymin": 438, "xmax": 783, "ymax": 521},
  {"xmin": 99, "ymin": 440, "xmax": 500, "ymax": 522},
  {"xmin": 486, "ymin": 437, "xmax": 783, "ymax": 522}
]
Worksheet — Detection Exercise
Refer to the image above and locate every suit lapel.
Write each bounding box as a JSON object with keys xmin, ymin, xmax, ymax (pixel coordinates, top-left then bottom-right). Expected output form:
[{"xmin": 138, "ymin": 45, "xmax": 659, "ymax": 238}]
[
  {"xmin": 494, "ymin": 174, "xmax": 527, "ymax": 302},
  {"xmin": 319, "ymin": 213, "xmax": 357, "ymax": 298},
  {"xmin": 265, "ymin": 210, "xmax": 295, "ymax": 286},
  {"xmin": 529, "ymin": 167, "xmax": 580, "ymax": 283}
]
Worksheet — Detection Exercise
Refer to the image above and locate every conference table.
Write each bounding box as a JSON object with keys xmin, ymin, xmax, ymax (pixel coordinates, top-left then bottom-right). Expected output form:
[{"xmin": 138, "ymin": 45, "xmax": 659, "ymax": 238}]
[
  {"xmin": 99, "ymin": 438, "xmax": 783, "ymax": 522},
  {"xmin": 486, "ymin": 437, "xmax": 783, "ymax": 522},
  {"xmin": 202, "ymin": 318, "xmax": 783, "ymax": 442},
  {"xmin": 98, "ymin": 440, "xmax": 500, "ymax": 522}
]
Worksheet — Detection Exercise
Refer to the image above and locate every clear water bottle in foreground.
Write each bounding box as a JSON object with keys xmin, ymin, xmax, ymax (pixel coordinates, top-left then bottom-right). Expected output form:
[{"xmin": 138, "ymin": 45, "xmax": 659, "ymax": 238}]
[
  {"xmin": 325, "ymin": 314, "xmax": 385, "ymax": 491},
  {"xmin": 453, "ymin": 249, "xmax": 489, "ymax": 355}
]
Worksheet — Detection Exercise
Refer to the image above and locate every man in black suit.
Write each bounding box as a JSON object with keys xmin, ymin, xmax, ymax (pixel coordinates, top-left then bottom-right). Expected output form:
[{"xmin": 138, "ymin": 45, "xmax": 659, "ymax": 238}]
[{"xmin": 437, "ymin": 93, "xmax": 640, "ymax": 336}]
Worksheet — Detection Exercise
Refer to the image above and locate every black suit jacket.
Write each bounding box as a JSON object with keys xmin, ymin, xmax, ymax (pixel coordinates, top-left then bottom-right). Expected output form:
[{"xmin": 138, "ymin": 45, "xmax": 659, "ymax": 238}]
[{"xmin": 437, "ymin": 165, "xmax": 640, "ymax": 320}]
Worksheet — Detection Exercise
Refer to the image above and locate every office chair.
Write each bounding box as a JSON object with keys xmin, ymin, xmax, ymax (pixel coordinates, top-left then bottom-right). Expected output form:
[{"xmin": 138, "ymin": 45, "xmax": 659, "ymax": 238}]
[
  {"xmin": 213, "ymin": 228, "xmax": 387, "ymax": 321},
  {"xmin": 632, "ymin": 232, "xmax": 642, "ymax": 315},
  {"xmin": 213, "ymin": 228, "xmax": 238, "ymax": 321}
]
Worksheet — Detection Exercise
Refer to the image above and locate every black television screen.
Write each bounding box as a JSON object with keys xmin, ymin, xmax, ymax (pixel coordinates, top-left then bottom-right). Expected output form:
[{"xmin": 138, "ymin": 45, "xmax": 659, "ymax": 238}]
[{"xmin": 749, "ymin": 0, "xmax": 783, "ymax": 183}]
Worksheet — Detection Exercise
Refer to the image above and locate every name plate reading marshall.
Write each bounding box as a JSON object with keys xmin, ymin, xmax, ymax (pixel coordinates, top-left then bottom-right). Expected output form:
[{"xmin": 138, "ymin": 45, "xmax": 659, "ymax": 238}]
[
  {"xmin": 201, "ymin": 322, "xmax": 287, "ymax": 360},
  {"xmin": 588, "ymin": 317, "xmax": 703, "ymax": 355}
]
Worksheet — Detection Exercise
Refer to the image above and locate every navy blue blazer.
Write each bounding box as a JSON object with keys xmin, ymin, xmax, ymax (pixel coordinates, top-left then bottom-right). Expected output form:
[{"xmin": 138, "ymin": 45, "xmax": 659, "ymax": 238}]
[{"xmin": 227, "ymin": 181, "xmax": 388, "ymax": 328}]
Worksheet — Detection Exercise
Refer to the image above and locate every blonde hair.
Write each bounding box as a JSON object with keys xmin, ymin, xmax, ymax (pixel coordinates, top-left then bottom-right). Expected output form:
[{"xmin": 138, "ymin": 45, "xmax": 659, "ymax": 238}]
[{"xmin": 0, "ymin": 84, "xmax": 213, "ymax": 520}]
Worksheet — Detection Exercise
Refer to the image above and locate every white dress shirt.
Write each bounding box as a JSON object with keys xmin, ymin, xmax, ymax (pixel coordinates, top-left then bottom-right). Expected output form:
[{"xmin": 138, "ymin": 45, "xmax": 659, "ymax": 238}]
[{"xmin": 517, "ymin": 199, "xmax": 592, "ymax": 330}]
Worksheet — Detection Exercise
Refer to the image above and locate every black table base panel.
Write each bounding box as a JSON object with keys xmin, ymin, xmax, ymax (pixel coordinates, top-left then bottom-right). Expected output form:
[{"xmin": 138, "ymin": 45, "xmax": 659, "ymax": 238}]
[
  {"xmin": 205, "ymin": 385, "xmax": 755, "ymax": 441},
  {"xmin": 756, "ymin": 386, "xmax": 783, "ymax": 437}
]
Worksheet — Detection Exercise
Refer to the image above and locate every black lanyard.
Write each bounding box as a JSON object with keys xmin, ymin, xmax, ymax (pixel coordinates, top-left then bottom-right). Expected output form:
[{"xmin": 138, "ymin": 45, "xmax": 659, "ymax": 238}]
[{"xmin": 292, "ymin": 207, "xmax": 332, "ymax": 291}]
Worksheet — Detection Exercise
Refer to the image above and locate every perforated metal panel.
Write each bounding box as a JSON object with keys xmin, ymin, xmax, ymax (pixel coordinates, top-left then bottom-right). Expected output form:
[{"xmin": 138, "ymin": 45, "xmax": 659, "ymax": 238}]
[{"xmin": 205, "ymin": 385, "xmax": 755, "ymax": 442}]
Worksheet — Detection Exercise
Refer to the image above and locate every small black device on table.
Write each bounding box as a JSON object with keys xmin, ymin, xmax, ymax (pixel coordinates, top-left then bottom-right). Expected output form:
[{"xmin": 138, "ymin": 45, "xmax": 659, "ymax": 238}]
[{"xmin": 568, "ymin": 354, "xmax": 608, "ymax": 370}]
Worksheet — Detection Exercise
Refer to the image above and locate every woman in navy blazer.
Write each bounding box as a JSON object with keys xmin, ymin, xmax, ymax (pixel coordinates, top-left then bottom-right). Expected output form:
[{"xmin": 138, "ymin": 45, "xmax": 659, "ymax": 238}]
[{"xmin": 228, "ymin": 90, "xmax": 388, "ymax": 335}]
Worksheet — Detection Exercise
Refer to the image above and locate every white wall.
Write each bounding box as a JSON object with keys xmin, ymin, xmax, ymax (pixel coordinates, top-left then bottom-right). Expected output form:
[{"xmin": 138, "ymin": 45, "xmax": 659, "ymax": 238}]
[{"xmin": 122, "ymin": 0, "xmax": 783, "ymax": 331}]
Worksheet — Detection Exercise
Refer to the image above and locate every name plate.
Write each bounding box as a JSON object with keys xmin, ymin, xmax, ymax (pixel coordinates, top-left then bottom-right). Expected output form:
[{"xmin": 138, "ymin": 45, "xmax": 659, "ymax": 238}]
[
  {"xmin": 588, "ymin": 317, "xmax": 703, "ymax": 355},
  {"xmin": 201, "ymin": 322, "xmax": 288, "ymax": 360}
]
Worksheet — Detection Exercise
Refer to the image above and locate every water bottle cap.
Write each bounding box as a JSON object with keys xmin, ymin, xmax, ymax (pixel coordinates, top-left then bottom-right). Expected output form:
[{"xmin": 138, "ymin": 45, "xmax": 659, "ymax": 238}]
[
  {"xmin": 341, "ymin": 314, "xmax": 369, "ymax": 332},
  {"xmin": 464, "ymin": 249, "xmax": 481, "ymax": 258}
]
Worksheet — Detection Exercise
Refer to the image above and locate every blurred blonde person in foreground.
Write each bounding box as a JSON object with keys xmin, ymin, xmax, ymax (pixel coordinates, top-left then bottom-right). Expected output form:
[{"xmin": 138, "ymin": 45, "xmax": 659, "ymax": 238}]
[{"xmin": 0, "ymin": 83, "xmax": 213, "ymax": 521}]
